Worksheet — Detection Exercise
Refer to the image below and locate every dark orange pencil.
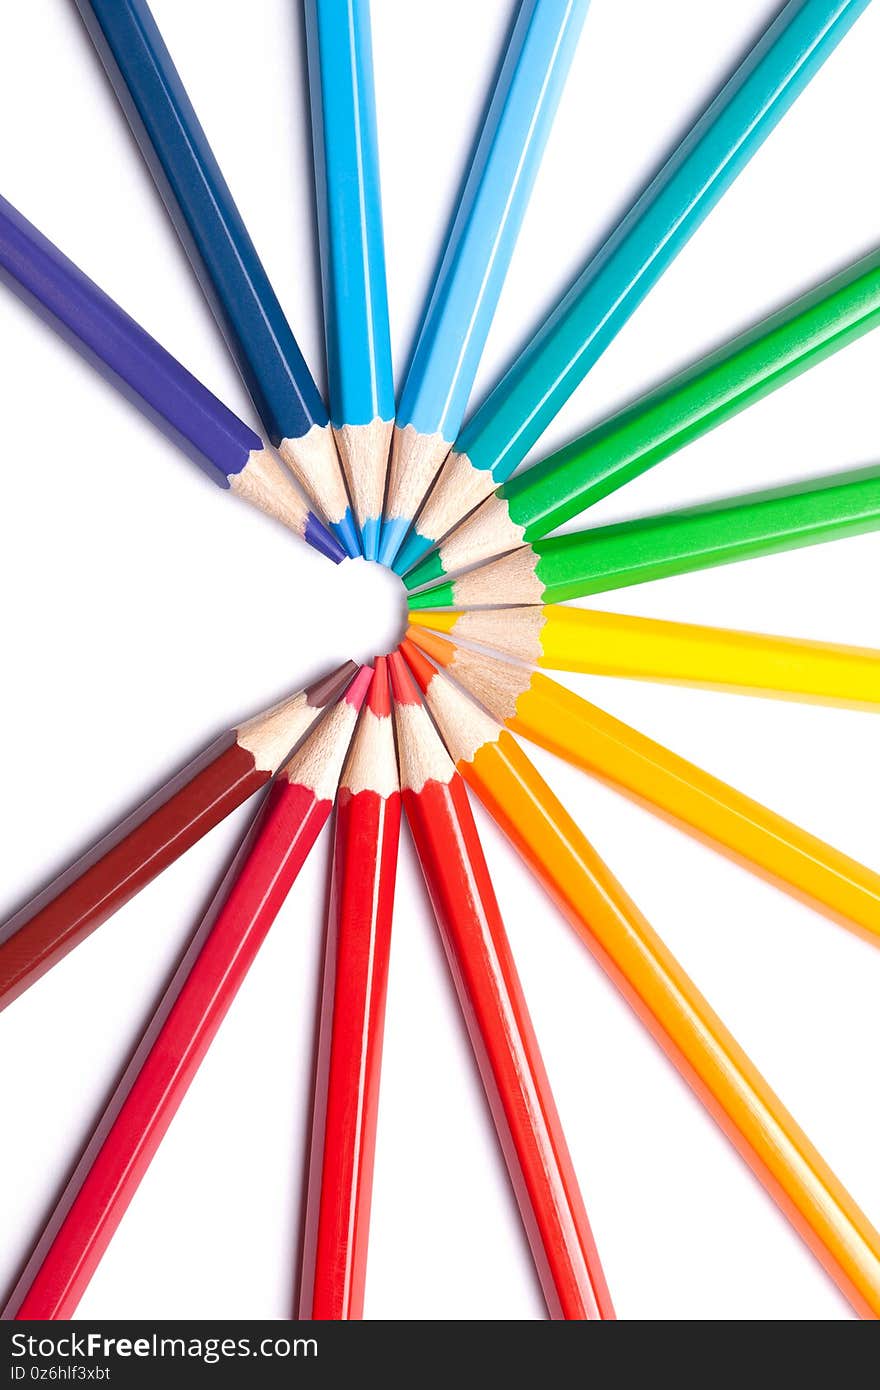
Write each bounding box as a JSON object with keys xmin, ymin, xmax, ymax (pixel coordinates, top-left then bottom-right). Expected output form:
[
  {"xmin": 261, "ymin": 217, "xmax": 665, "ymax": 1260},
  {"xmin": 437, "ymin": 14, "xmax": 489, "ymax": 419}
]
[
  {"xmin": 388, "ymin": 651, "xmax": 613, "ymax": 1321},
  {"xmin": 298, "ymin": 658, "xmax": 401, "ymax": 1319}
]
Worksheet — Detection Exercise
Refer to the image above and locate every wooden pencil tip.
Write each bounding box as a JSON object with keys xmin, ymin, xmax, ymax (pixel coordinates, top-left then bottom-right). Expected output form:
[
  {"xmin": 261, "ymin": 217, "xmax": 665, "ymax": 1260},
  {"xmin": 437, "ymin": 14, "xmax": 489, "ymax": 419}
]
[
  {"xmin": 305, "ymin": 659, "xmax": 359, "ymax": 707},
  {"xmin": 406, "ymin": 625, "xmax": 455, "ymax": 667},
  {"xmin": 388, "ymin": 649, "xmax": 422, "ymax": 706},
  {"xmin": 345, "ymin": 665, "xmax": 373, "ymax": 710},
  {"xmin": 367, "ymin": 655, "xmax": 391, "ymax": 717},
  {"xmin": 399, "ymin": 639, "xmax": 437, "ymax": 695}
]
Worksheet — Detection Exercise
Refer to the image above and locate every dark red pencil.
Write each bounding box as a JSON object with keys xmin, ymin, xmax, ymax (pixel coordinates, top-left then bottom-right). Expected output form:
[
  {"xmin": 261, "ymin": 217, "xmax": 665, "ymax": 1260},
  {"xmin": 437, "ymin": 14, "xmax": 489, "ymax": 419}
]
[
  {"xmin": 4, "ymin": 667, "xmax": 372, "ymax": 1321},
  {"xmin": 0, "ymin": 661, "xmax": 358, "ymax": 1011},
  {"xmin": 298, "ymin": 657, "xmax": 401, "ymax": 1320},
  {"xmin": 388, "ymin": 652, "xmax": 613, "ymax": 1321}
]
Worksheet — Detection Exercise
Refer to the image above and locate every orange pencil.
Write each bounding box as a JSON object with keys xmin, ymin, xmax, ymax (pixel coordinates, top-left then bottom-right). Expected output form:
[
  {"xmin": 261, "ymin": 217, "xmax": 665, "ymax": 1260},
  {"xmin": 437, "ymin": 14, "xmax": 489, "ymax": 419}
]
[
  {"xmin": 400, "ymin": 638, "xmax": 880, "ymax": 1319},
  {"xmin": 389, "ymin": 652, "xmax": 613, "ymax": 1321},
  {"xmin": 407, "ymin": 627, "xmax": 880, "ymax": 945}
]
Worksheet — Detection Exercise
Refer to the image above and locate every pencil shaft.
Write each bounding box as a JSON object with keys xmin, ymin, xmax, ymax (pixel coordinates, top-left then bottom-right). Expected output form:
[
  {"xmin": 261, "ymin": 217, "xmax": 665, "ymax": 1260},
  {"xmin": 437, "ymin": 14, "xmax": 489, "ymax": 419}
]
[
  {"xmin": 6, "ymin": 777, "xmax": 333, "ymax": 1320},
  {"xmin": 462, "ymin": 731, "xmax": 880, "ymax": 1319},
  {"xmin": 397, "ymin": 0, "xmax": 589, "ymax": 444},
  {"xmin": 513, "ymin": 674, "xmax": 880, "ymax": 941},
  {"xmin": 533, "ymin": 467, "xmax": 880, "ymax": 603},
  {"xmin": 507, "ymin": 247, "xmax": 880, "ymax": 537},
  {"xmin": 305, "ymin": 0, "xmax": 393, "ymax": 429},
  {"xmin": 403, "ymin": 774, "xmax": 613, "ymax": 1320},
  {"xmin": 76, "ymin": 0, "xmax": 326, "ymax": 448},
  {"xmin": 534, "ymin": 607, "xmax": 880, "ymax": 707},
  {"xmin": 456, "ymin": 0, "xmax": 870, "ymax": 485},
  {"xmin": 298, "ymin": 785, "xmax": 400, "ymax": 1319},
  {"xmin": 0, "ymin": 735, "xmax": 264, "ymax": 1011},
  {"xmin": 0, "ymin": 194, "xmax": 260, "ymax": 485}
]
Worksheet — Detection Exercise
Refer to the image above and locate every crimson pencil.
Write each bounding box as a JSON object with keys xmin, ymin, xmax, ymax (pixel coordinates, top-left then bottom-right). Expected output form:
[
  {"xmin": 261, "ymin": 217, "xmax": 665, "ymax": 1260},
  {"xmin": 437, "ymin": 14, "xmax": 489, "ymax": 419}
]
[
  {"xmin": 0, "ymin": 661, "xmax": 358, "ymax": 1012},
  {"xmin": 298, "ymin": 657, "xmax": 400, "ymax": 1320},
  {"xmin": 4, "ymin": 668, "xmax": 372, "ymax": 1321},
  {"xmin": 388, "ymin": 653, "xmax": 613, "ymax": 1321}
]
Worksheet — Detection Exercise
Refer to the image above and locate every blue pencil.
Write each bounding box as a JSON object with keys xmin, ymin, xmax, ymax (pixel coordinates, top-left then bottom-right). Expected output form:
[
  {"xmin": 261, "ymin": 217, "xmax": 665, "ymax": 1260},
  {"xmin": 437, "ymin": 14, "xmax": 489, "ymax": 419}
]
[
  {"xmin": 0, "ymin": 194, "xmax": 344, "ymax": 562},
  {"xmin": 396, "ymin": 0, "xmax": 872, "ymax": 575},
  {"xmin": 75, "ymin": 0, "xmax": 360, "ymax": 557},
  {"xmin": 379, "ymin": 0, "xmax": 590, "ymax": 568},
  {"xmin": 305, "ymin": 0, "xmax": 395, "ymax": 561}
]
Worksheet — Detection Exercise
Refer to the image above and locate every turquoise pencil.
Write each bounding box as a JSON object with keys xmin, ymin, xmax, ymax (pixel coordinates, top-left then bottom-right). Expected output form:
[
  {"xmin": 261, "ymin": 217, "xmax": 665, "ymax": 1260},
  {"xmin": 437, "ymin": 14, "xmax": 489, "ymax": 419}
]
[
  {"xmin": 379, "ymin": 0, "xmax": 591, "ymax": 567},
  {"xmin": 305, "ymin": 0, "xmax": 395, "ymax": 560},
  {"xmin": 398, "ymin": 0, "xmax": 871, "ymax": 574}
]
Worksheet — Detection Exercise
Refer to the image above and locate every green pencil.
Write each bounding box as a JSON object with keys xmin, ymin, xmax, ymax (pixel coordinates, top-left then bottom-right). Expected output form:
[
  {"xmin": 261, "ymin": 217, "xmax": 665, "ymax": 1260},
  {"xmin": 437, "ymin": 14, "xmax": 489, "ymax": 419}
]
[
  {"xmin": 408, "ymin": 465, "xmax": 880, "ymax": 609},
  {"xmin": 403, "ymin": 247, "xmax": 880, "ymax": 589}
]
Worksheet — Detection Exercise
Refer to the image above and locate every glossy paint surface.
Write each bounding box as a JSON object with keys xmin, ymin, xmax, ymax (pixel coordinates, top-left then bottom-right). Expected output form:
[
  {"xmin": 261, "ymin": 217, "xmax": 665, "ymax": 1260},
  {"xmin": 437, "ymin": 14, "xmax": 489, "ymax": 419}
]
[
  {"xmin": 402, "ymin": 771, "xmax": 613, "ymax": 1320},
  {"xmin": 512, "ymin": 673, "xmax": 880, "ymax": 942},
  {"xmin": 409, "ymin": 605, "xmax": 880, "ymax": 709},
  {"xmin": 397, "ymin": 0, "xmax": 589, "ymax": 443},
  {"xmin": 461, "ymin": 729, "xmax": 880, "ymax": 1319},
  {"xmin": 532, "ymin": 464, "xmax": 880, "ymax": 602},
  {"xmin": 0, "ymin": 193, "xmax": 260, "ymax": 484},
  {"xmin": 298, "ymin": 782, "xmax": 400, "ymax": 1319},
  {"xmin": 6, "ymin": 775, "xmax": 334, "ymax": 1320},
  {"xmin": 0, "ymin": 735, "xmax": 266, "ymax": 1011},
  {"xmin": 76, "ymin": 0, "xmax": 328, "ymax": 447},
  {"xmin": 304, "ymin": 0, "xmax": 394, "ymax": 429},
  {"xmin": 453, "ymin": 0, "xmax": 871, "ymax": 485},
  {"xmin": 505, "ymin": 247, "xmax": 880, "ymax": 538}
]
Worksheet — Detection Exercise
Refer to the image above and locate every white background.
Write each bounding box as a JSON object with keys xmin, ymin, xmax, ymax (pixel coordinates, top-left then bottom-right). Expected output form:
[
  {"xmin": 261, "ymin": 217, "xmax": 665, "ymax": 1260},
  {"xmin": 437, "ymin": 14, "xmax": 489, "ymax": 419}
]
[{"xmin": 1, "ymin": 0, "xmax": 879, "ymax": 1321}]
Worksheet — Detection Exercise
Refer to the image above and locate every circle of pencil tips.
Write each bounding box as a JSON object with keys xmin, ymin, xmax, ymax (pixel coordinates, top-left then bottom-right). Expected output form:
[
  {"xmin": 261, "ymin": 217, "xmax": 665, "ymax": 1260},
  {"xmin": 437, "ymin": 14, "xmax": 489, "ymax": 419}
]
[{"xmin": 2, "ymin": 0, "xmax": 878, "ymax": 1323}]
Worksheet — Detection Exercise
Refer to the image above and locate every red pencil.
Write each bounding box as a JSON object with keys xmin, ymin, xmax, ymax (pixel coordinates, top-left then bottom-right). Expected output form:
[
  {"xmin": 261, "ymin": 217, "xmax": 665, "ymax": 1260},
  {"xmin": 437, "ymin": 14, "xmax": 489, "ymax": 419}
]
[
  {"xmin": 4, "ymin": 667, "xmax": 372, "ymax": 1321},
  {"xmin": 388, "ymin": 652, "xmax": 613, "ymax": 1320},
  {"xmin": 298, "ymin": 657, "xmax": 401, "ymax": 1320},
  {"xmin": 0, "ymin": 661, "xmax": 360, "ymax": 1012}
]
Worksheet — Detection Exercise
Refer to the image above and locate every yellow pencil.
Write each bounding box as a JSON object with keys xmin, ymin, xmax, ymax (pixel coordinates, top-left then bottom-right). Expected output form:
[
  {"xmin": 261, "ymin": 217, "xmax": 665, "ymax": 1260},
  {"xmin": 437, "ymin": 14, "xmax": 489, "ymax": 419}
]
[
  {"xmin": 407, "ymin": 627, "xmax": 880, "ymax": 944},
  {"xmin": 408, "ymin": 607, "xmax": 880, "ymax": 711},
  {"xmin": 401, "ymin": 639, "xmax": 880, "ymax": 1320}
]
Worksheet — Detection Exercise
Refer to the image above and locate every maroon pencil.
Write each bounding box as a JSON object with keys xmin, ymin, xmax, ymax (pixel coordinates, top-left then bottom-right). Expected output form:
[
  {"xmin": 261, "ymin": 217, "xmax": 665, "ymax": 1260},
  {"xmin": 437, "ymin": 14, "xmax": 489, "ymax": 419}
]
[{"xmin": 0, "ymin": 661, "xmax": 358, "ymax": 1010}]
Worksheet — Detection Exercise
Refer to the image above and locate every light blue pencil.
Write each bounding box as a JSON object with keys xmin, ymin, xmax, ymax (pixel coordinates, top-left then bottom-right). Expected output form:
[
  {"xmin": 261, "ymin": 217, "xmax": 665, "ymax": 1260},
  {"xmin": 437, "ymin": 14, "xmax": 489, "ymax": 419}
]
[
  {"xmin": 379, "ymin": 0, "xmax": 591, "ymax": 567},
  {"xmin": 305, "ymin": 0, "xmax": 395, "ymax": 559},
  {"xmin": 396, "ymin": 0, "xmax": 872, "ymax": 576}
]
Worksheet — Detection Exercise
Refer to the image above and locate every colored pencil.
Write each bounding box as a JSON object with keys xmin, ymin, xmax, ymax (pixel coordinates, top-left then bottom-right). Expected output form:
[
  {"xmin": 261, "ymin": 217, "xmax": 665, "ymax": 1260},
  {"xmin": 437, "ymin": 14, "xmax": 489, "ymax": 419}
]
[
  {"xmin": 75, "ymin": 0, "xmax": 360, "ymax": 556},
  {"xmin": 298, "ymin": 658, "xmax": 400, "ymax": 1319},
  {"xmin": 408, "ymin": 464, "xmax": 880, "ymax": 610},
  {"xmin": 304, "ymin": 0, "xmax": 394, "ymax": 560},
  {"xmin": 379, "ymin": 0, "xmax": 591, "ymax": 566},
  {"xmin": 400, "ymin": 0, "xmax": 871, "ymax": 566},
  {"xmin": 389, "ymin": 653, "xmax": 613, "ymax": 1321},
  {"xmin": 408, "ymin": 606, "xmax": 880, "ymax": 710},
  {"xmin": 0, "ymin": 661, "xmax": 359, "ymax": 1012},
  {"xmin": 0, "ymin": 194, "xmax": 344, "ymax": 563},
  {"xmin": 3, "ymin": 670, "xmax": 371, "ymax": 1321},
  {"xmin": 401, "ymin": 641, "xmax": 880, "ymax": 1319},
  {"xmin": 401, "ymin": 247, "xmax": 880, "ymax": 583},
  {"xmin": 407, "ymin": 629, "xmax": 880, "ymax": 943}
]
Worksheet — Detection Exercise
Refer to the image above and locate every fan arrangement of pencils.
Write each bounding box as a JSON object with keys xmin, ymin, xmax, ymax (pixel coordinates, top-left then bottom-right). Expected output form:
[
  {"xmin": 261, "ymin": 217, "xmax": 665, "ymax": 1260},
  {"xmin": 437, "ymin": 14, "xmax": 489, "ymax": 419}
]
[{"xmin": 2, "ymin": 0, "xmax": 880, "ymax": 1320}]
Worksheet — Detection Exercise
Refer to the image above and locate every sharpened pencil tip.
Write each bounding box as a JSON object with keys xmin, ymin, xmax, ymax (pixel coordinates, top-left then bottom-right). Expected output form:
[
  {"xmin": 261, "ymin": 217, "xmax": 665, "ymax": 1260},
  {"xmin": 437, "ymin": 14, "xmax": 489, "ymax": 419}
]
[
  {"xmin": 395, "ymin": 529, "xmax": 435, "ymax": 578},
  {"xmin": 406, "ymin": 627, "xmax": 455, "ymax": 668},
  {"xmin": 361, "ymin": 516, "xmax": 381, "ymax": 561},
  {"xmin": 305, "ymin": 659, "xmax": 359, "ymax": 706},
  {"xmin": 367, "ymin": 655, "xmax": 391, "ymax": 716},
  {"xmin": 345, "ymin": 664, "xmax": 374, "ymax": 710},
  {"xmin": 400, "ymin": 639, "xmax": 437, "ymax": 694},
  {"xmin": 305, "ymin": 512, "xmax": 347, "ymax": 563},
  {"xmin": 332, "ymin": 508, "xmax": 363, "ymax": 558},
  {"xmin": 377, "ymin": 516, "xmax": 411, "ymax": 568},
  {"xmin": 388, "ymin": 649, "xmax": 421, "ymax": 705}
]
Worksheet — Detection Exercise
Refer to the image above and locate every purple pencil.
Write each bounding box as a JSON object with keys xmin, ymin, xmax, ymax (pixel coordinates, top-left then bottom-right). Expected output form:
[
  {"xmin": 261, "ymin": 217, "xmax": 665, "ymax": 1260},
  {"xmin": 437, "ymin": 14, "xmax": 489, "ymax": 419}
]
[{"xmin": 0, "ymin": 195, "xmax": 344, "ymax": 562}]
